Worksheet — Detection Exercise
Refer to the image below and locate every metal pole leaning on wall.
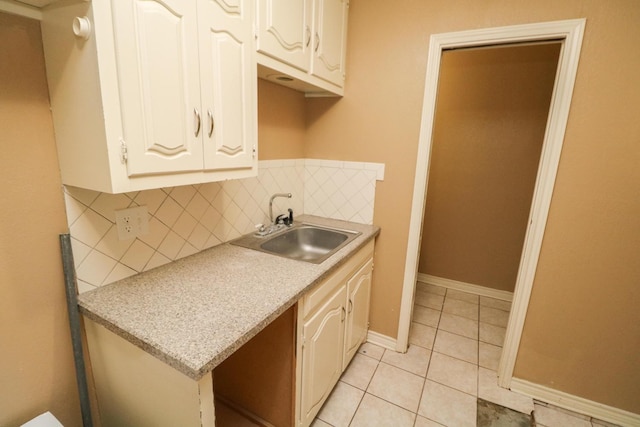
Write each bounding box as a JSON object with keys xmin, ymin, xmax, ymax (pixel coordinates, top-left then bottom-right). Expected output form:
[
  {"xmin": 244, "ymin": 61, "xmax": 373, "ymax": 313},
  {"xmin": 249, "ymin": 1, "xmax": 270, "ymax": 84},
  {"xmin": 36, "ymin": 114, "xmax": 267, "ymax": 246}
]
[{"xmin": 60, "ymin": 233, "xmax": 93, "ymax": 427}]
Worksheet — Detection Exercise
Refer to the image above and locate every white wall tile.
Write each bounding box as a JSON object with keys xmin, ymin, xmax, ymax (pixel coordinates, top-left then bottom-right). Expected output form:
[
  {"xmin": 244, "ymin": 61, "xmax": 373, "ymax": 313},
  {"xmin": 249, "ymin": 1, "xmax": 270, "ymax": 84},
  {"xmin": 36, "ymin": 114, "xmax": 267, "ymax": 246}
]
[
  {"xmin": 70, "ymin": 208, "xmax": 112, "ymax": 248},
  {"xmin": 91, "ymin": 193, "xmax": 131, "ymax": 220},
  {"xmin": 76, "ymin": 250, "xmax": 117, "ymax": 286},
  {"xmin": 67, "ymin": 159, "xmax": 384, "ymax": 292},
  {"xmin": 304, "ymin": 160, "xmax": 381, "ymax": 224},
  {"xmin": 70, "ymin": 237, "xmax": 91, "ymax": 266},
  {"xmin": 169, "ymin": 185, "xmax": 196, "ymax": 208},
  {"xmin": 144, "ymin": 251, "xmax": 171, "ymax": 271},
  {"xmin": 155, "ymin": 196, "xmax": 183, "ymax": 228},
  {"xmin": 120, "ymin": 240, "xmax": 154, "ymax": 272},
  {"xmin": 133, "ymin": 188, "xmax": 166, "ymax": 214},
  {"xmin": 140, "ymin": 217, "xmax": 170, "ymax": 249},
  {"xmin": 95, "ymin": 226, "xmax": 135, "ymax": 260},
  {"xmin": 157, "ymin": 231, "xmax": 186, "ymax": 260},
  {"xmin": 104, "ymin": 263, "xmax": 137, "ymax": 284}
]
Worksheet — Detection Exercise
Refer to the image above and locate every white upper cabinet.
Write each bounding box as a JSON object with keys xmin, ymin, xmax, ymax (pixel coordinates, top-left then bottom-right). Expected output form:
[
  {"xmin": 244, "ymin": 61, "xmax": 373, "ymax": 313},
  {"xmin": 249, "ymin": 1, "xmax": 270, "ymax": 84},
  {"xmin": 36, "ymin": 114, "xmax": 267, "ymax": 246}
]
[
  {"xmin": 41, "ymin": 0, "xmax": 257, "ymax": 194},
  {"xmin": 296, "ymin": 240, "xmax": 373, "ymax": 427},
  {"xmin": 311, "ymin": 0, "xmax": 348, "ymax": 86},
  {"xmin": 257, "ymin": 0, "xmax": 312, "ymax": 72},
  {"xmin": 111, "ymin": 0, "xmax": 204, "ymax": 176},
  {"xmin": 199, "ymin": 0, "xmax": 256, "ymax": 171},
  {"xmin": 256, "ymin": 0, "xmax": 348, "ymax": 96}
]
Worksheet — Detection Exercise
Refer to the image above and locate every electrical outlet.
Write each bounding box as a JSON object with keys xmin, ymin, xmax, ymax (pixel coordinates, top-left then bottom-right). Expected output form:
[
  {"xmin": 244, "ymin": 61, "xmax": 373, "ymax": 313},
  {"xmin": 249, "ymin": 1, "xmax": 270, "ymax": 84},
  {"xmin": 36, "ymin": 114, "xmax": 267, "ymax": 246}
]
[{"xmin": 115, "ymin": 206, "xmax": 149, "ymax": 240}]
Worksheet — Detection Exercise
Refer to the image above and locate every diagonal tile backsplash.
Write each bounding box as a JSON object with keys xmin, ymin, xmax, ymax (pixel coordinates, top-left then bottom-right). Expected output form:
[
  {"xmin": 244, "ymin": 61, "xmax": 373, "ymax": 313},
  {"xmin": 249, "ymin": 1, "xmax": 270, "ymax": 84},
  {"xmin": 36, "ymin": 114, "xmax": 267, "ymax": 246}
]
[
  {"xmin": 65, "ymin": 159, "xmax": 384, "ymax": 293},
  {"xmin": 304, "ymin": 159, "xmax": 383, "ymax": 225}
]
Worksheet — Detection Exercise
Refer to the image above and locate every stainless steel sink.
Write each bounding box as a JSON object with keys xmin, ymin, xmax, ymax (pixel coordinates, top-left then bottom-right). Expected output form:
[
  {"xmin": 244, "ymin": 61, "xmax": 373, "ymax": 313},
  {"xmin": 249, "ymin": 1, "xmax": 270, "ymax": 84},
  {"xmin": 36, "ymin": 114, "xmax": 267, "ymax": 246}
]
[{"xmin": 230, "ymin": 224, "xmax": 361, "ymax": 264}]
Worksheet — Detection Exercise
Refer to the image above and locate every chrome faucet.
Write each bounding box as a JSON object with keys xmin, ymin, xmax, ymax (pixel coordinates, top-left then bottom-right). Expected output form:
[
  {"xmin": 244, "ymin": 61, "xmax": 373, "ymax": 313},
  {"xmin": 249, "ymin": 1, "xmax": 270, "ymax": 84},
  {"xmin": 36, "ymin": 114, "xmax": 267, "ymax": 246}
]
[{"xmin": 269, "ymin": 193, "xmax": 292, "ymax": 225}]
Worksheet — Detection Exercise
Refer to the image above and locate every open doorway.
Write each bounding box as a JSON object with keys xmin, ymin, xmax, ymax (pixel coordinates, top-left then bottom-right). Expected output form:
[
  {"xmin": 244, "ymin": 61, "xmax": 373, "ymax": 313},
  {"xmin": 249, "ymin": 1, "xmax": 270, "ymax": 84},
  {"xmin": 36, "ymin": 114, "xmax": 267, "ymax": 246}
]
[
  {"xmin": 397, "ymin": 19, "xmax": 586, "ymax": 389},
  {"xmin": 418, "ymin": 42, "xmax": 561, "ymax": 298}
]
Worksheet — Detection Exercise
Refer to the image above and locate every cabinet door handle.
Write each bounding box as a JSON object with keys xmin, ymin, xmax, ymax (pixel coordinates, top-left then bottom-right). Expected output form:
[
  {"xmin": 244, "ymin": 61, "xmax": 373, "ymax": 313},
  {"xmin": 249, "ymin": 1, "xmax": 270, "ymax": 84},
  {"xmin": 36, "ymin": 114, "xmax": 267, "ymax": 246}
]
[
  {"xmin": 194, "ymin": 108, "xmax": 201, "ymax": 137},
  {"xmin": 341, "ymin": 306, "xmax": 346, "ymax": 322},
  {"xmin": 315, "ymin": 32, "xmax": 320, "ymax": 52},
  {"xmin": 305, "ymin": 26, "xmax": 311, "ymax": 47},
  {"xmin": 348, "ymin": 299, "xmax": 353, "ymax": 314},
  {"xmin": 207, "ymin": 109, "xmax": 214, "ymax": 137}
]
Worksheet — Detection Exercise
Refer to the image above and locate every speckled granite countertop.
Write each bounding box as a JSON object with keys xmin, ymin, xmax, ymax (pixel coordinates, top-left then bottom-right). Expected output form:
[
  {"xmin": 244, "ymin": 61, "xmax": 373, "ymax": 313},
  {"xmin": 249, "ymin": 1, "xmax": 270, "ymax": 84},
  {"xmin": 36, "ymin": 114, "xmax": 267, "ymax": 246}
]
[{"xmin": 78, "ymin": 215, "xmax": 379, "ymax": 381}]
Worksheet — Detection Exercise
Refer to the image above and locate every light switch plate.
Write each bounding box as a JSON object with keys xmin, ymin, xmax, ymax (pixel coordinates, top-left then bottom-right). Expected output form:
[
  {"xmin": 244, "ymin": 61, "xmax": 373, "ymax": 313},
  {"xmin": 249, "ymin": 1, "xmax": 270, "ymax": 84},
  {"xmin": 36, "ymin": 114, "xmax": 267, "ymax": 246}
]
[{"xmin": 115, "ymin": 206, "xmax": 149, "ymax": 240}]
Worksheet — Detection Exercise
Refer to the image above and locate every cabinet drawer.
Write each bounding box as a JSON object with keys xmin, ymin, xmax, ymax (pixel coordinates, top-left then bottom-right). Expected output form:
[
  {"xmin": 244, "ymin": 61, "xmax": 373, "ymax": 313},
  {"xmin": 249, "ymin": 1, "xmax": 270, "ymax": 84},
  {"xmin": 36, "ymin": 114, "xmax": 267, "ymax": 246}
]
[{"xmin": 303, "ymin": 240, "xmax": 373, "ymax": 318}]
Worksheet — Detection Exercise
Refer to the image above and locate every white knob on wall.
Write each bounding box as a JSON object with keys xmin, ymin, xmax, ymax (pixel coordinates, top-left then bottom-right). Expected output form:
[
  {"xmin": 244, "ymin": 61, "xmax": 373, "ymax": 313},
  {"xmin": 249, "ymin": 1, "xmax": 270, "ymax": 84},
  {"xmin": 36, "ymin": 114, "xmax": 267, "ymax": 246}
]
[{"xmin": 72, "ymin": 16, "xmax": 92, "ymax": 40}]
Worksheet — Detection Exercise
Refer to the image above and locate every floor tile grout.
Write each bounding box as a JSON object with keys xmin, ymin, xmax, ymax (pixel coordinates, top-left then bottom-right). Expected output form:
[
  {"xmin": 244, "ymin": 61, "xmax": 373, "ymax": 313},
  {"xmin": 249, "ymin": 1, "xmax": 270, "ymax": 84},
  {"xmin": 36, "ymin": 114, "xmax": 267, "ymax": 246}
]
[{"xmin": 314, "ymin": 284, "xmax": 617, "ymax": 427}]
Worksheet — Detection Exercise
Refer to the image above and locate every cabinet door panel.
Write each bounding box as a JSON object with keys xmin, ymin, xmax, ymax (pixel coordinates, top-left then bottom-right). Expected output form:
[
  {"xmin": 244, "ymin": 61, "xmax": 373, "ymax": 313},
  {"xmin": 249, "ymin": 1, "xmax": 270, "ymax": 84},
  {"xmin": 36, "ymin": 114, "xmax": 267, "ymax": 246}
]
[
  {"xmin": 344, "ymin": 258, "xmax": 372, "ymax": 369},
  {"xmin": 312, "ymin": 0, "xmax": 347, "ymax": 86},
  {"xmin": 112, "ymin": 0, "xmax": 204, "ymax": 176},
  {"xmin": 199, "ymin": 0, "xmax": 256, "ymax": 171},
  {"xmin": 300, "ymin": 286, "xmax": 346, "ymax": 426},
  {"xmin": 257, "ymin": 0, "xmax": 312, "ymax": 71}
]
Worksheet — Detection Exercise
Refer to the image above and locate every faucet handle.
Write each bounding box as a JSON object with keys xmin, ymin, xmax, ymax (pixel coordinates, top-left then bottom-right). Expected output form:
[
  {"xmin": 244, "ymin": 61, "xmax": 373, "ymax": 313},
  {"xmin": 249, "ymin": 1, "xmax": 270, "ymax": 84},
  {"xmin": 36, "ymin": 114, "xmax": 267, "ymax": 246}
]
[{"xmin": 254, "ymin": 223, "xmax": 268, "ymax": 236}]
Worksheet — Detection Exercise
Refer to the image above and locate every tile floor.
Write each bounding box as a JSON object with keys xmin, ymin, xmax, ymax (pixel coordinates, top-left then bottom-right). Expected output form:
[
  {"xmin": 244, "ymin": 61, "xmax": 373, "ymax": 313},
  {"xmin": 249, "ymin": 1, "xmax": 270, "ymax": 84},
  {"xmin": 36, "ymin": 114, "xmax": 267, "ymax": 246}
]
[{"xmin": 311, "ymin": 282, "xmax": 621, "ymax": 427}]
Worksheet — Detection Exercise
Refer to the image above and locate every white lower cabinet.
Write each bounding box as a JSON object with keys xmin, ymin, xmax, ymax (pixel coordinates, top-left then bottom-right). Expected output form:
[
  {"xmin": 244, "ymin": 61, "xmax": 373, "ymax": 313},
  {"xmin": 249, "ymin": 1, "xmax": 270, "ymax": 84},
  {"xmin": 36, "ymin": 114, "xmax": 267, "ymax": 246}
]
[
  {"xmin": 299, "ymin": 284, "xmax": 347, "ymax": 426},
  {"xmin": 297, "ymin": 240, "xmax": 374, "ymax": 427},
  {"xmin": 343, "ymin": 257, "xmax": 373, "ymax": 370},
  {"xmin": 81, "ymin": 240, "xmax": 374, "ymax": 427}
]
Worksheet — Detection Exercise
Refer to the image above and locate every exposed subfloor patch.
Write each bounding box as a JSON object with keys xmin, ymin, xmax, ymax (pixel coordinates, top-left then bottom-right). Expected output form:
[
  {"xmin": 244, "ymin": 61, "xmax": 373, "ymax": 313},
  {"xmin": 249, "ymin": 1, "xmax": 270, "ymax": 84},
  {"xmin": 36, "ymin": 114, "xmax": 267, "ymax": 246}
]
[{"xmin": 477, "ymin": 398, "xmax": 533, "ymax": 427}]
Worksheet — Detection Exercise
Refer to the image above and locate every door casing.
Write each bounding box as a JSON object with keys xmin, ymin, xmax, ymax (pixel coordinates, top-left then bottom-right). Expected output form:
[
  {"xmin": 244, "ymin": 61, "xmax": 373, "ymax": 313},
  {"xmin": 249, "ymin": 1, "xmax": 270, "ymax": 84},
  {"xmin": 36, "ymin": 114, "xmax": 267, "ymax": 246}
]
[{"xmin": 397, "ymin": 19, "xmax": 586, "ymax": 388}]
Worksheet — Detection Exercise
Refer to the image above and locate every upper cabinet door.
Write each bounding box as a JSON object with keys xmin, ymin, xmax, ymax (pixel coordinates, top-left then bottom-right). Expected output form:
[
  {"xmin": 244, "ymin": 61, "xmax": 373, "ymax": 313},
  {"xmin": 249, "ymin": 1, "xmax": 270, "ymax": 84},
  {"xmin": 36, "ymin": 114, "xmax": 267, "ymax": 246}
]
[
  {"xmin": 111, "ymin": 0, "xmax": 204, "ymax": 176},
  {"xmin": 311, "ymin": 0, "xmax": 348, "ymax": 86},
  {"xmin": 198, "ymin": 0, "xmax": 257, "ymax": 171},
  {"xmin": 257, "ymin": 0, "xmax": 313, "ymax": 72}
]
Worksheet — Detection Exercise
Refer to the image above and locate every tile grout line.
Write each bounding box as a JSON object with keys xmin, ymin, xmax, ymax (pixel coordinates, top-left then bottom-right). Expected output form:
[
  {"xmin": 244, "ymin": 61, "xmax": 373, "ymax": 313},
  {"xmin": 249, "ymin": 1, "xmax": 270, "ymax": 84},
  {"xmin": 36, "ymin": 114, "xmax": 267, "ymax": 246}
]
[
  {"xmin": 319, "ymin": 286, "xmax": 540, "ymax": 427},
  {"xmin": 413, "ymin": 299, "xmax": 442, "ymax": 425}
]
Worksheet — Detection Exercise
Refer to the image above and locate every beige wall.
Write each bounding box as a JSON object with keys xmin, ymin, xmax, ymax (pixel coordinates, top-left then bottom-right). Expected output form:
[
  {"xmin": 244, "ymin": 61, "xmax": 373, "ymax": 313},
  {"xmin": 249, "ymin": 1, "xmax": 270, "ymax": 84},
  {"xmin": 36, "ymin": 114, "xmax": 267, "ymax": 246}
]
[
  {"xmin": 257, "ymin": 80, "xmax": 306, "ymax": 160},
  {"xmin": 0, "ymin": 13, "xmax": 82, "ymax": 426},
  {"xmin": 304, "ymin": 0, "xmax": 640, "ymax": 414},
  {"xmin": 0, "ymin": 17, "xmax": 306, "ymax": 426},
  {"xmin": 2, "ymin": 0, "xmax": 639, "ymax": 419},
  {"xmin": 418, "ymin": 44, "xmax": 560, "ymax": 292}
]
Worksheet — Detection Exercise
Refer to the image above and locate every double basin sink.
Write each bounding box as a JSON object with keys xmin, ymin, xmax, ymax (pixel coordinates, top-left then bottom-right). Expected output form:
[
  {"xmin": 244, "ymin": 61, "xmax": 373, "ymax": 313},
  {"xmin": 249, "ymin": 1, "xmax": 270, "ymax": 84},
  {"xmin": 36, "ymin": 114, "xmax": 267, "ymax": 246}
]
[{"xmin": 230, "ymin": 223, "xmax": 361, "ymax": 264}]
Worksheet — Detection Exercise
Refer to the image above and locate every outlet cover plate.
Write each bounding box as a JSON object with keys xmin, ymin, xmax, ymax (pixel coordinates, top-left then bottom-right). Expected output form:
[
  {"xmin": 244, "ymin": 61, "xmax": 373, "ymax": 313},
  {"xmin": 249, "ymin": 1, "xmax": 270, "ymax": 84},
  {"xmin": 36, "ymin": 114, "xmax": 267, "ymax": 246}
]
[{"xmin": 115, "ymin": 206, "xmax": 149, "ymax": 240}]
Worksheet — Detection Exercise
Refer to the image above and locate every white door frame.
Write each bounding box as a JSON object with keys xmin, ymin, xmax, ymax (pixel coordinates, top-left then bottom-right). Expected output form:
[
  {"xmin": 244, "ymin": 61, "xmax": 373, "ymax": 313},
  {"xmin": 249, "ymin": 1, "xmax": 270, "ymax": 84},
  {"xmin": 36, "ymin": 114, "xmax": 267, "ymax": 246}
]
[{"xmin": 396, "ymin": 19, "xmax": 586, "ymax": 388}]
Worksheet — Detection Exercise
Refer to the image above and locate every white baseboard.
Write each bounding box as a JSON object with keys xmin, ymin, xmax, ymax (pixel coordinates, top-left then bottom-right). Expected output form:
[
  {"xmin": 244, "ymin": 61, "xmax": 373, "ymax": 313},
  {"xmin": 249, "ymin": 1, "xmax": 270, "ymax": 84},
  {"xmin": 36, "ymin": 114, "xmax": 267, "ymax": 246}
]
[
  {"xmin": 510, "ymin": 378, "xmax": 640, "ymax": 427},
  {"xmin": 417, "ymin": 273, "xmax": 514, "ymax": 302},
  {"xmin": 366, "ymin": 330, "xmax": 397, "ymax": 351}
]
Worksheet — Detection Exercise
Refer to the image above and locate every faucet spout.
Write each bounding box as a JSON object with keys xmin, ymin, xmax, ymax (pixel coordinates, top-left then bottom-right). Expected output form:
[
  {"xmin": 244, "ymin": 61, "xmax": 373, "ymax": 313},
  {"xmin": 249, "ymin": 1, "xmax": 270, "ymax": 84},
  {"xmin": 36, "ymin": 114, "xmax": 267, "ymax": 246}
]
[{"xmin": 269, "ymin": 193, "xmax": 292, "ymax": 224}]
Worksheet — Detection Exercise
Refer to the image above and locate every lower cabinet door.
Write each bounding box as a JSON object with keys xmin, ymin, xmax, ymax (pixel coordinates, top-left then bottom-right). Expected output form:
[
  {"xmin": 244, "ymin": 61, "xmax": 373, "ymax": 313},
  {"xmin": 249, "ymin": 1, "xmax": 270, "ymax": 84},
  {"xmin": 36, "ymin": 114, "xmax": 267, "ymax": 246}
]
[
  {"xmin": 299, "ymin": 285, "xmax": 346, "ymax": 426},
  {"xmin": 343, "ymin": 258, "xmax": 373, "ymax": 370}
]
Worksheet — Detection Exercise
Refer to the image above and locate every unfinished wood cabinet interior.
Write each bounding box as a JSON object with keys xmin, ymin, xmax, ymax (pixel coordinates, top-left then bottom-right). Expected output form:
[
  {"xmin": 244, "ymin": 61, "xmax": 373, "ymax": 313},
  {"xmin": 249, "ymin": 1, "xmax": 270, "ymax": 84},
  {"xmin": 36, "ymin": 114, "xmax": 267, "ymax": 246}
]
[
  {"xmin": 82, "ymin": 241, "xmax": 373, "ymax": 427},
  {"xmin": 256, "ymin": 0, "xmax": 349, "ymax": 96},
  {"xmin": 40, "ymin": 0, "xmax": 257, "ymax": 194}
]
